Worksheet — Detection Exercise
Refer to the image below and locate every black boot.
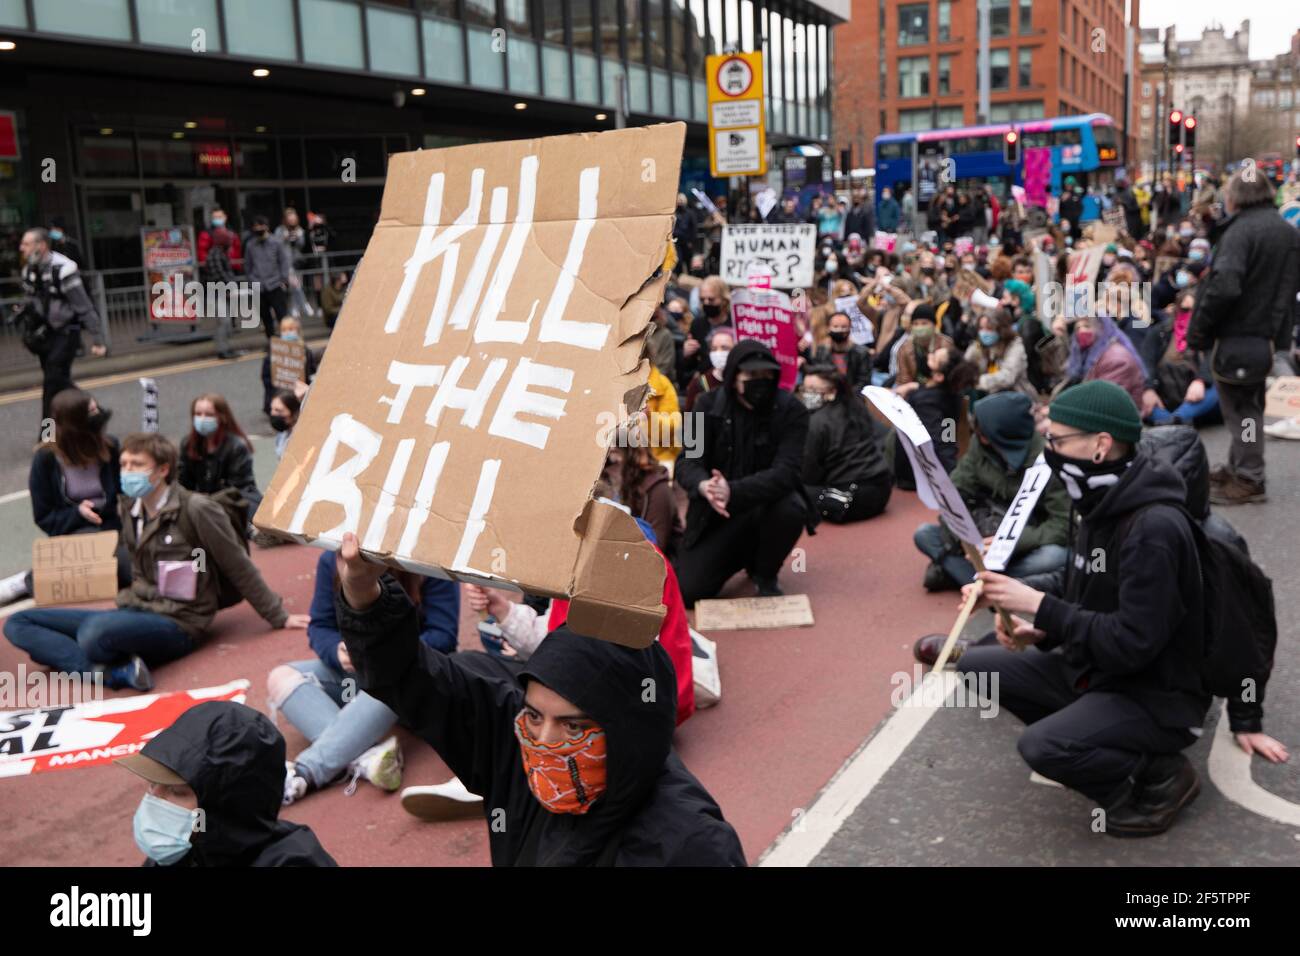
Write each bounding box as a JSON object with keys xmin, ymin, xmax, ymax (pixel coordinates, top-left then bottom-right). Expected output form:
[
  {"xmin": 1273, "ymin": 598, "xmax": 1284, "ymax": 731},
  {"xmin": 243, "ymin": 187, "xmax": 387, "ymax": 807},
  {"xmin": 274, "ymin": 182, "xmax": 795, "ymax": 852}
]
[{"xmin": 1104, "ymin": 754, "xmax": 1200, "ymax": 838}]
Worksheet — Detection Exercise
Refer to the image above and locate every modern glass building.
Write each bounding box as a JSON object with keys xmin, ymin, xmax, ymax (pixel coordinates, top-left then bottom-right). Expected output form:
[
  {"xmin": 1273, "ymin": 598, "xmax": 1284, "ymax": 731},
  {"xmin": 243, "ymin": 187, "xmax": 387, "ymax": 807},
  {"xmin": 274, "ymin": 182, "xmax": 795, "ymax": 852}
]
[{"xmin": 0, "ymin": 0, "xmax": 846, "ymax": 279}]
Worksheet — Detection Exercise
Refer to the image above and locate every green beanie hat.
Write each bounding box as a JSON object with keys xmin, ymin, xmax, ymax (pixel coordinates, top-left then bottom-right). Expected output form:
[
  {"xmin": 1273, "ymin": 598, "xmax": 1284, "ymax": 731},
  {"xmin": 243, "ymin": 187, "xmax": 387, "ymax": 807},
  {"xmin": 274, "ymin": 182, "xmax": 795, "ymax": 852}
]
[{"xmin": 1049, "ymin": 380, "xmax": 1142, "ymax": 444}]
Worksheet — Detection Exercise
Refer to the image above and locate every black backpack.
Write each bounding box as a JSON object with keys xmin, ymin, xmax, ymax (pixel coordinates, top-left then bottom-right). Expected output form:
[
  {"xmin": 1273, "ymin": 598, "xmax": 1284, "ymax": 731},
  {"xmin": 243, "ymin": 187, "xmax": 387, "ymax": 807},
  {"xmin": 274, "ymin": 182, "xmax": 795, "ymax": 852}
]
[
  {"xmin": 18, "ymin": 261, "xmax": 63, "ymax": 356},
  {"xmin": 176, "ymin": 487, "xmax": 251, "ymax": 610}
]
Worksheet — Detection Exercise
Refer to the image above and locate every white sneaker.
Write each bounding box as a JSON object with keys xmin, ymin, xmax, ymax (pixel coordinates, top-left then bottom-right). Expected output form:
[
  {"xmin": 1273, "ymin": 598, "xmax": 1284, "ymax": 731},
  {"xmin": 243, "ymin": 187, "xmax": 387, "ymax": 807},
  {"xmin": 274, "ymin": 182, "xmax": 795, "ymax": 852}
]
[
  {"xmin": 344, "ymin": 735, "xmax": 403, "ymax": 795},
  {"xmin": 283, "ymin": 762, "xmax": 310, "ymax": 806},
  {"xmin": 400, "ymin": 777, "xmax": 483, "ymax": 821},
  {"xmin": 0, "ymin": 571, "xmax": 30, "ymax": 606},
  {"xmin": 1264, "ymin": 418, "xmax": 1300, "ymax": 440},
  {"xmin": 689, "ymin": 628, "xmax": 722, "ymax": 708}
]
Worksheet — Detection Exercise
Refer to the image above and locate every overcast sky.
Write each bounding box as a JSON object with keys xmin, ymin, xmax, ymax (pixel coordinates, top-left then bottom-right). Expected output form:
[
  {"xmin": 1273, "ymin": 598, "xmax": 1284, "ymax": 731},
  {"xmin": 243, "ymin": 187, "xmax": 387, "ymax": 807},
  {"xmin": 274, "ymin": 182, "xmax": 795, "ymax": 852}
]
[{"xmin": 1138, "ymin": 1, "xmax": 1297, "ymax": 60}]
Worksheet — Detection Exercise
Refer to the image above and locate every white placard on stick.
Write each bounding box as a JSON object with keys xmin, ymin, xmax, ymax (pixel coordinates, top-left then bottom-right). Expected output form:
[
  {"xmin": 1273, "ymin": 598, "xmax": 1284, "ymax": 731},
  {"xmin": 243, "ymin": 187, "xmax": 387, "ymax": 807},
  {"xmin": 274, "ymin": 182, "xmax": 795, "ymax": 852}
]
[{"xmin": 982, "ymin": 456, "xmax": 1053, "ymax": 572}]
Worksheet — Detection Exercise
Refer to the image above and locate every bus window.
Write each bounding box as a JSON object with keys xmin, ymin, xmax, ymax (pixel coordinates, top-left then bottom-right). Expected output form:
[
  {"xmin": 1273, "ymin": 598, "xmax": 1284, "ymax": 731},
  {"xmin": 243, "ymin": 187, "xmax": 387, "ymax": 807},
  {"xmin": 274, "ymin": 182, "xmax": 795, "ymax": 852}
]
[
  {"xmin": 879, "ymin": 141, "xmax": 909, "ymax": 160},
  {"xmin": 1023, "ymin": 131, "xmax": 1051, "ymax": 148},
  {"xmin": 1056, "ymin": 126, "xmax": 1082, "ymax": 146}
]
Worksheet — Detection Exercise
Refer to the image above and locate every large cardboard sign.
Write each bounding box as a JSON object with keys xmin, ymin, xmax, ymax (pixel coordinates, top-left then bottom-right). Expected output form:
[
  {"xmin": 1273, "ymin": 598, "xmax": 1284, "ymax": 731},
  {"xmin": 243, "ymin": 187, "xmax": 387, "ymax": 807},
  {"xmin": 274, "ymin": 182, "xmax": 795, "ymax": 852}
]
[
  {"xmin": 32, "ymin": 531, "xmax": 119, "ymax": 607},
  {"xmin": 694, "ymin": 594, "xmax": 814, "ymax": 631},
  {"xmin": 731, "ymin": 288, "xmax": 800, "ymax": 391},
  {"xmin": 0, "ymin": 680, "xmax": 248, "ymax": 777},
  {"xmin": 982, "ymin": 456, "xmax": 1053, "ymax": 572},
  {"xmin": 253, "ymin": 125, "xmax": 686, "ymax": 647},
  {"xmin": 269, "ymin": 336, "xmax": 308, "ymax": 390},
  {"xmin": 863, "ymin": 386, "xmax": 984, "ymax": 549},
  {"xmin": 720, "ymin": 223, "xmax": 816, "ymax": 289}
]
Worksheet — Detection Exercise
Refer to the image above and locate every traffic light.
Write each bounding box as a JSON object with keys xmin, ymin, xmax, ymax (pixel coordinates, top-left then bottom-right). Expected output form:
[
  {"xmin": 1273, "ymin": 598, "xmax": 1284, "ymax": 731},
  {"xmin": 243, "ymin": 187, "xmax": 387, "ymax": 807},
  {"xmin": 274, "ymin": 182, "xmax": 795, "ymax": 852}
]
[
  {"xmin": 1003, "ymin": 128, "xmax": 1020, "ymax": 165},
  {"xmin": 1294, "ymin": 134, "xmax": 1299, "ymax": 159},
  {"xmin": 1183, "ymin": 115, "xmax": 1197, "ymax": 152},
  {"xmin": 1169, "ymin": 109, "xmax": 1184, "ymax": 150}
]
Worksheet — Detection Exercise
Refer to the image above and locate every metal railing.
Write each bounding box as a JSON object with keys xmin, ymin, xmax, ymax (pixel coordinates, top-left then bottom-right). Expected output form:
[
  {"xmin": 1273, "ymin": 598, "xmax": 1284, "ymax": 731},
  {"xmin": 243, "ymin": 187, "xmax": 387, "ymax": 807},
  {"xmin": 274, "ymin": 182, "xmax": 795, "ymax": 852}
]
[{"xmin": 1, "ymin": 250, "xmax": 365, "ymax": 376}]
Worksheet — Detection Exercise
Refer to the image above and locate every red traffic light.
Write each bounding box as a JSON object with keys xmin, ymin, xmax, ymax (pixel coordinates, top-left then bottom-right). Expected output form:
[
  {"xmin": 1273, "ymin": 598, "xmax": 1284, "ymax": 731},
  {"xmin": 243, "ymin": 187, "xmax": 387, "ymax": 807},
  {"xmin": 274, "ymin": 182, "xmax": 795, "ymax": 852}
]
[
  {"xmin": 1169, "ymin": 109, "xmax": 1183, "ymax": 124},
  {"xmin": 1174, "ymin": 143, "xmax": 1184, "ymax": 153},
  {"xmin": 1004, "ymin": 130, "xmax": 1018, "ymax": 143},
  {"xmin": 1184, "ymin": 116, "xmax": 1197, "ymax": 130}
]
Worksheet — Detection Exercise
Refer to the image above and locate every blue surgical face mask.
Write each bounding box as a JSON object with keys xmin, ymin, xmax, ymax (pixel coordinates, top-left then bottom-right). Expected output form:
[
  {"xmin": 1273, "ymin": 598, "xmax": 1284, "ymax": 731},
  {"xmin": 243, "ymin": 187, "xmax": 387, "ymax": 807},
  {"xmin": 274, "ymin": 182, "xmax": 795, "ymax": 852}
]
[
  {"xmin": 210, "ymin": 217, "xmax": 225, "ymax": 229},
  {"xmin": 978, "ymin": 329, "xmax": 1001, "ymax": 348},
  {"xmin": 193, "ymin": 415, "xmax": 218, "ymax": 436},
  {"xmin": 133, "ymin": 793, "xmax": 194, "ymax": 866},
  {"xmin": 1175, "ymin": 270, "xmax": 1192, "ymax": 289},
  {"xmin": 281, "ymin": 331, "xmax": 299, "ymax": 342},
  {"xmin": 50, "ymin": 229, "xmax": 64, "ymax": 242},
  {"xmin": 120, "ymin": 470, "xmax": 156, "ymax": 499},
  {"xmin": 1187, "ymin": 249, "xmax": 1206, "ymax": 262}
]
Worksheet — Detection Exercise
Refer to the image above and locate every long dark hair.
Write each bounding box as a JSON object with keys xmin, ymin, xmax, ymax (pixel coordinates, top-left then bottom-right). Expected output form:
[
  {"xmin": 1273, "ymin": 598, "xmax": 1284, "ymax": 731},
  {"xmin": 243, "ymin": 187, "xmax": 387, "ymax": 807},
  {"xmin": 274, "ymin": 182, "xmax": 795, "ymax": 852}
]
[
  {"xmin": 187, "ymin": 392, "xmax": 251, "ymax": 459},
  {"xmin": 618, "ymin": 443, "xmax": 661, "ymax": 517},
  {"xmin": 43, "ymin": 388, "xmax": 111, "ymax": 467}
]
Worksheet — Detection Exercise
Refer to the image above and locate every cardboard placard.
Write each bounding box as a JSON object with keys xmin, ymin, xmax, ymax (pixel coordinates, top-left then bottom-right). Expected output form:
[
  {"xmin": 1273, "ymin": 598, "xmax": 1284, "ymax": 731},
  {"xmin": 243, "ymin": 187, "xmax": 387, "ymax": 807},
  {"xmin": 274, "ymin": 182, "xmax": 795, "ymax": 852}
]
[
  {"xmin": 731, "ymin": 288, "xmax": 800, "ymax": 390},
  {"xmin": 694, "ymin": 594, "xmax": 814, "ymax": 631},
  {"xmin": 1102, "ymin": 207, "xmax": 1126, "ymax": 231},
  {"xmin": 253, "ymin": 124, "xmax": 685, "ymax": 648},
  {"xmin": 863, "ymin": 386, "xmax": 984, "ymax": 549},
  {"xmin": 1064, "ymin": 245, "xmax": 1107, "ymax": 319},
  {"xmin": 983, "ymin": 457, "xmax": 1053, "ymax": 572},
  {"xmin": 32, "ymin": 531, "xmax": 120, "ymax": 607},
  {"xmin": 1265, "ymin": 376, "xmax": 1300, "ymax": 419},
  {"xmin": 720, "ymin": 223, "xmax": 816, "ymax": 289},
  {"xmin": 269, "ymin": 336, "xmax": 308, "ymax": 390},
  {"xmin": 1084, "ymin": 223, "xmax": 1118, "ymax": 245}
]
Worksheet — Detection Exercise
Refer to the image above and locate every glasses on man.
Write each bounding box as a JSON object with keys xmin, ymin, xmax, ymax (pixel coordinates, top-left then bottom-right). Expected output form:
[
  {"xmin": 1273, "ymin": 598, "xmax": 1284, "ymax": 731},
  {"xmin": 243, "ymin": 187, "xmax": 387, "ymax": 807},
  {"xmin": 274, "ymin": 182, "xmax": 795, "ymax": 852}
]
[{"xmin": 1043, "ymin": 430, "xmax": 1096, "ymax": 450}]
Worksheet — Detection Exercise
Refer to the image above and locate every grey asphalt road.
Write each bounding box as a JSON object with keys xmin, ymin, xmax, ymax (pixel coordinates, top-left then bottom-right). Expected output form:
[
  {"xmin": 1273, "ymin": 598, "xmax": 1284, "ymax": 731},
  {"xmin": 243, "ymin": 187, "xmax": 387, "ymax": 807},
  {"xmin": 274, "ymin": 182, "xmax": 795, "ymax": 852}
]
[{"xmin": 809, "ymin": 424, "xmax": 1300, "ymax": 866}]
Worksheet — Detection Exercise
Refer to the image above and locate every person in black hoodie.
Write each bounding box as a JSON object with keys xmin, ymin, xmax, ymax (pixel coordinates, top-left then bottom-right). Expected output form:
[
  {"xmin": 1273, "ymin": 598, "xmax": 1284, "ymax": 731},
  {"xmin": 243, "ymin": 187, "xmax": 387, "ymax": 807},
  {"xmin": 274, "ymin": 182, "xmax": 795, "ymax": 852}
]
[
  {"xmin": 117, "ymin": 701, "xmax": 335, "ymax": 866},
  {"xmin": 332, "ymin": 531, "xmax": 744, "ymax": 866},
  {"xmin": 800, "ymin": 364, "xmax": 891, "ymax": 522},
  {"xmin": 674, "ymin": 340, "xmax": 814, "ymax": 604},
  {"xmin": 948, "ymin": 381, "xmax": 1210, "ymax": 837}
]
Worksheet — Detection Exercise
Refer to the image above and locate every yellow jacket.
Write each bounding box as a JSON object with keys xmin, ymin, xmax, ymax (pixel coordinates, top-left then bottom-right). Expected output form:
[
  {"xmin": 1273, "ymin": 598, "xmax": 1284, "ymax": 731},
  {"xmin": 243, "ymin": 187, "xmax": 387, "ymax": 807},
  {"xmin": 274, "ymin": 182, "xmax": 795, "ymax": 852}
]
[{"xmin": 646, "ymin": 366, "xmax": 682, "ymax": 465}]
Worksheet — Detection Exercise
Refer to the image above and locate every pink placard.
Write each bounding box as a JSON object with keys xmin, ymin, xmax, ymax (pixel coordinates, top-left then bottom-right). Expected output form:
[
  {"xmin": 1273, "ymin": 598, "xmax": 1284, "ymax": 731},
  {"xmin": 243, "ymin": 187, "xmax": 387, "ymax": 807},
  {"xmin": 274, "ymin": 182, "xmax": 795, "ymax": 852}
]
[
  {"xmin": 1023, "ymin": 147, "xmax": 1052, "ymax": 209},
  {"xmin": 730, "ymin": 289, "xmax": 800, "ymax": 391}
]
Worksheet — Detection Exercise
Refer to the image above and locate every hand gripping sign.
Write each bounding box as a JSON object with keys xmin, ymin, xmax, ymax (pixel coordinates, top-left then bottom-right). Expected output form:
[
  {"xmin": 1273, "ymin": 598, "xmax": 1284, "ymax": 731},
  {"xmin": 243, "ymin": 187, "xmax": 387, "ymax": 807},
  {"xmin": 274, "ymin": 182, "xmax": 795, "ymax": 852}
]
[
  {"xmin": 982, "ymin": 455, "xmax": 1053, "ymax": 572},
  {"xmin": 863, "ymin": 387, "xmax": 1018, "ymax": 665},
  {"xmin": 253, "ymin": 125, "xmax": 689, "ymax": 648}
]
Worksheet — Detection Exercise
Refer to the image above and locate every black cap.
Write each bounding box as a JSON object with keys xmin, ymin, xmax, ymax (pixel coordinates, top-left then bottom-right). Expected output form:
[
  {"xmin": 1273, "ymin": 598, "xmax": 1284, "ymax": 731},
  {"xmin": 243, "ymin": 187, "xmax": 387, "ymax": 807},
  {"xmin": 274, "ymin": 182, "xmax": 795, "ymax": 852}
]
[{"xmin": 736, "ymin": 351, "xmax": 781, "ymax": 373}]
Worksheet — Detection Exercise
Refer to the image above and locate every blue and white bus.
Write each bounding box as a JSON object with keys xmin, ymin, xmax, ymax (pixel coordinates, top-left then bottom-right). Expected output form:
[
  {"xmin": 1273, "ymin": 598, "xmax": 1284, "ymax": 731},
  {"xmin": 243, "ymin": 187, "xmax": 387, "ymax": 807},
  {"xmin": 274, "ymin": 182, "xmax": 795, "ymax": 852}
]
[{"xmin": 873, "ymin": 113, "xmax": 1121, "ymax": 207}]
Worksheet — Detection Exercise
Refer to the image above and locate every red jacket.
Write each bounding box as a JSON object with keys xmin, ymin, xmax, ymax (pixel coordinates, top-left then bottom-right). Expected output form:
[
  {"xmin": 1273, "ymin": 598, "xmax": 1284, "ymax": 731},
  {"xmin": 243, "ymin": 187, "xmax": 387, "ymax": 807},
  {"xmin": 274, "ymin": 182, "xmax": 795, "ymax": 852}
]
[
  {"xmin": 547, "ymin": 549, "xmax": 696, "ymax": 726},
  {"xmin": 198, "ymin": 229, "xmax": 242, "ymax": 269}
]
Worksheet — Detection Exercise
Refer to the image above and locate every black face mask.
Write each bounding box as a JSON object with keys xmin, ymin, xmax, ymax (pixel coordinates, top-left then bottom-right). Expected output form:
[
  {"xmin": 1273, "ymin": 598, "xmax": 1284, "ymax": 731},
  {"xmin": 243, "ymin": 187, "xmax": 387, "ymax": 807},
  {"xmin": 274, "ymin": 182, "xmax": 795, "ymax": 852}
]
[
  {"xmin": 828, "ymin": 330, "xmax": 850, "ymax": 345},
  {"xmin": 87, "ymin": 408, "xmax": 112, "ymax": 432},
  {"xmin": 1043, "ymin": 447, "xmax": 1131, "ymax": 516},
  {"xmin": 740, "ymin": 377, "xmax": 778, "ymax": 412},
  {"xmin": 269, "ymin": 415, "xmax": 291, "ymax": 432},
  {"xmin": 702, "ymin": 302, "xmax": 723, "ymax": 319}
]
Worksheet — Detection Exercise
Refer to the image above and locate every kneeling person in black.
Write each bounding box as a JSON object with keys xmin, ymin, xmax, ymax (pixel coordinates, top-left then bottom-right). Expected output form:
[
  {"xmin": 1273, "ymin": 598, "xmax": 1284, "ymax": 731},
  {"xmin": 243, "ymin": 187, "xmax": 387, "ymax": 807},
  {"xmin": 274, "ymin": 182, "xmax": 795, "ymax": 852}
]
[
  {"xmin": 674, "ymin": 340, "xmax": 813, "ymax": 604},
  {"xmin": 800, "ymin": 363, "xmax": 891, "ymax": 523},
  {"xmin": 955, "ymin": 380, "xmax": 1210, "ymax": 837}
]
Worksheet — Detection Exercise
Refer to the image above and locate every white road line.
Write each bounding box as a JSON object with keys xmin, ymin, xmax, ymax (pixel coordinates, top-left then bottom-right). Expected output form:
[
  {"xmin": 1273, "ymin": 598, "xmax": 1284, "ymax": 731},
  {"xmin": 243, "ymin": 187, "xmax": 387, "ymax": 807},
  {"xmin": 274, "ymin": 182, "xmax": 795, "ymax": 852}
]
[
  {"xmin": 0, "ymin": 489, "xmax": 29, "ymax": 505},
  {"xmin": 1207, "ymin": 700, "xmax": 1300, "ymax": 827},
  {"xmin": 759, "ymin": 671, "xmax": 959, "ymax": 867}
]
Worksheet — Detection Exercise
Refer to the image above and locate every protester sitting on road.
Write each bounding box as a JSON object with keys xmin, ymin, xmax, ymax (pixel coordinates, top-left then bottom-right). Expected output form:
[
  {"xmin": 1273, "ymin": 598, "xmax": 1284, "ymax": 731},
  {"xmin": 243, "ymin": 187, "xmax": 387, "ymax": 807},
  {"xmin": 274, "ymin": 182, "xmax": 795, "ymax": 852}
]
[
  {"xmin": 333, "ymin": 530, "xmax": 738, "ymax": 864},
  {"xmin": 895, "ymin": 345, "xmax": 978, "ymax": 481},
  {"xmin": 1139, "ymin": 290, "xmax": 1219, "ymax": 427},
  {"xmin": 929, "ymin": 382, "xmax": 1225, "ymax": 837},
  {"xmin": 178, "ymin": 392, "xmax": 263, "ymax": 528},
  {"xmin": 117, "ymin": 701, "xmax": 335, "ymax": 866},
  {"xmin": 800, "ymin": 364, "xmax": 891, "ymax": 523},
  {"xmin": 606, "ymin": 440, "xmax": 682, "ymax": 559},
  {"xmin": 269, "ymin": 548, "xmax": 459, "ymax": 805},
  {"xmin": 682, "ymin": 325, "xmax": 733, "ymax": 412},
  {"xmin": 1061, "ymin": 314, "xmax": 1146, "ymax": 407},
  {"xmin": 269, "ymin": 389, "xmax": 301, "ymax": 460},
  {"xmin": 261, "ymin": 315, "xmax": 317, "ymax": 417},
  {"xmin": 965, "ymin": 309, "xmax": 1035, "ymax": 398},
  {"xmin": 3, "ymin": 433, "xmax": 308, "ymax": 691},
  {"xmin": 674, "ymin": 340, "xmax": 814, "ymax": 605},
  {"xmin": 893, "ymin": 304, "xmax": 956, "ymax": 395},
  {"xmin": 809, "ymin": 311, "xmax": 873, "ymax": 392},
  {"xmin": 913, "ymin": 391, "xmax": 1069, "ymax": 591},
  {"xmin": 0, "ymin": 389, "xmax": 129, "ymax": 607}
]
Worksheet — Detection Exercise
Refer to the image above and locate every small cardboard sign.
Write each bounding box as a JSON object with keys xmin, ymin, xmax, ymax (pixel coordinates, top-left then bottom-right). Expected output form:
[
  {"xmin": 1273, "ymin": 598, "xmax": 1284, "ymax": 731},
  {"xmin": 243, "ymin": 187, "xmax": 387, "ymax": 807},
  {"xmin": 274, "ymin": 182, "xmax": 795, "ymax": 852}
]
[
  {"xmin": 32, "ymin": 531, "xmax": 119, "ymax": 607},
  {"xmin": 731, "ymin": 288, "xmax": 800, "ymax": 390},
  {"xmin": 863, "ymin": 386, "xmax": 984, "ymax": 550},
  {"xmin": 694, "ymin": 594, "xmax": 814, "ymax": 631},
  {"xmin": 720, "ymin": 223, "xmax": 816, "ymax": 289},
  {"xmin": 253, "ymin": 124, "xmax": 685, "ymax": 648},
  {"xmin": 269, "ymin": 336, "xmax": 308, "ymax": 390},
  {"xmin": 1102, "ymin": 207, "xmax": 1126, "ymax": 231},
  {"xmin": 1265, "ymin": 376, "xmax": 1300, "ymax": 419},
  {"xmin": 834, "ymin": 294, "xmax": 875, "ymax": 347},
  {"xmin": 983, "ymin": 457, "xmax": 1053, "ymax": 572}
]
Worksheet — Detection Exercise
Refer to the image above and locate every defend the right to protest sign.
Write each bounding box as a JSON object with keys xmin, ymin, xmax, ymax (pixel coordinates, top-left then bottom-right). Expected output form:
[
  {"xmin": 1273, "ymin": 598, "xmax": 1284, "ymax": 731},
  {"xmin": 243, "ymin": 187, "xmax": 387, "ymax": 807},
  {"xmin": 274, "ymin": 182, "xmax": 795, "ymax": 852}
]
[{"xmin": 731, "ymin": 287, "xmax": 800, "ymax": 391}]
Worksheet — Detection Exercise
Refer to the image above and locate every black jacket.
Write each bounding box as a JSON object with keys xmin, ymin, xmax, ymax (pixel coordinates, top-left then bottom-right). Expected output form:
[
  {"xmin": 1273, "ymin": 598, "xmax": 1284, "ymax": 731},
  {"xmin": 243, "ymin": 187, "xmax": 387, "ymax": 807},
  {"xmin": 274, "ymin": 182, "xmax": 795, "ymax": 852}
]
[
  {"xmin": 139, "ymin": 702, "xmax": 336, "ymax": 867},
  {"xmin": 906, "ymin": 384, "xmax": 963, "ymax": 472},
  {"xmin": 338, "ymin": 579, "xmax": 745, "ymax": 866},
  {"xmin": 29, "ymin": 438, "xmax": 122, "ymax": 536},
  {"xmin": 1031, "ymin": 453, "xmax": 1211, "ymax": 731},
  {"xmin": 809, "ymin": 343, "xmax": 873, "ymax": 391},
  {"xmin": 1187, "ymin": 204, "xmax": 1300, "ymax": 351},
  {"xmin": 178, "ymin": 432, "xmax": 263, "ymax": 517},
  {"xmin": 803, "ymin": 397, "xmax": 890, "ymax": 490},
  {"xmin": 844, "ymin": 203, "xmax": 875, "ymax": 240},
  {"xmin": 675, "ymin": 340, "xmax": 812, "ymax": 550}
]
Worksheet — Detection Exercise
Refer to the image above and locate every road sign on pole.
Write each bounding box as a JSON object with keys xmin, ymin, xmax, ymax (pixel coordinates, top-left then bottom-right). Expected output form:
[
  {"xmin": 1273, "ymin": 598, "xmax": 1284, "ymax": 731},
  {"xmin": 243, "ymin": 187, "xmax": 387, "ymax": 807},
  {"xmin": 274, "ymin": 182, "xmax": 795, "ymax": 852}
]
[{"xmin": 707, "ymin": 51, "xmax": 766, "ymax": 178}]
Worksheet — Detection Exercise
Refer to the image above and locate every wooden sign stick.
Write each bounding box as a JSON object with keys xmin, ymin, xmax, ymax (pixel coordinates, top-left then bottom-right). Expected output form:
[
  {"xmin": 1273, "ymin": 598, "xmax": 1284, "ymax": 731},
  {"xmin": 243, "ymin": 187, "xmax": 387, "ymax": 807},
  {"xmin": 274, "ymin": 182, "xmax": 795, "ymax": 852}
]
[
  {"xmin": 960, "ymin": 541, "xmax": 1025, "ymax": 653},
  {"xmin": 930, "ymin": 579, "xmax": 983, "ymax": 672}
]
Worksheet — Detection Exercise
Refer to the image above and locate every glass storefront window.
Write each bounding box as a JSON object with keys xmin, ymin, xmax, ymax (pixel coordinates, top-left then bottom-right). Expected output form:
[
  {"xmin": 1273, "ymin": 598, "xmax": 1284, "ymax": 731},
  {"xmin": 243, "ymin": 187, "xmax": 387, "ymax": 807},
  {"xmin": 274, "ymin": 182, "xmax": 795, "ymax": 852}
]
[
  {"xmin": 669, "ymin": 0, "xmax": 687, "ymax": 73},
  {"xmin": 509, "ymin": 37, "xmax": 541, "ymax": 93},
  {"xmin": 543, "ymin": 44, "xmax": 571, "ymax": 98},
  {"xmin": 672, "ymin": 75, "xmax": 689, "ymax": 118},
  {"xmin": 573, "ymin": 50, "xmax": 599, "ymax": 102},
  {"xmin": 424, "ymin": 16, "xmax": 466, "ymax": 83},
  {"xmin": 304, "ymin": 138, "xmax": 385, "ymax": 179},
  {"xmin": 629, "ymin": 64, "xmax": 649, "ymax": 112},
  {"xmin": 301, "ymin": 0, "xmax": 364, "ymax": 69},
  {"xmin": 692, "ymin": 78, "xmax": 706, "ymax": 122},
  {"xmin": 599, "ymin": 0, "xmax": 621, "ymax": 61},
  {"xmin": 368, "ymin": 7, "xmax": 420, "ymax": 75},
  {"xmin": 651, "ymin": 68, "xmax": 670, "ymax": 115},
  {"xmin": 78, "ymin": 131, "xmax": 139, "ymax": 178},
  {"xmin": 84, "ymin": 190, "xmax": 144, "ymax": 273},
  {"xmin": 0, "ymin": 0, "xmax": 25, "ymax": 29},
  {"xmin": 543, "ymin": 0, "xmax": 565, "ymax": 42},
  {"xmin": 138, "ymin": 0, "xmax": 221, "ymax": 50},
  {"xmin": 573, "ymin": 0, "xmax": 596, "ymax": 50},
  {"xmin": 646, "ymin": 0, "xmax": 666, "ymax": 66},
  {"xmin": 235, "ymin": 139, "xmax": 278, "ymax": 179},
  {"xmin": 418, "ymin": 0, "xmax": 458, "ymax": 18},
  {"xmin": 139, "ymin": 135, "xmax": 209, "ymax": 178},
  {"xmin": 224, "ymin": 0, "xmax": 296, "ymax": 61},
  {"xmin": 463, "ymin": 0, "xmax": 496, "ymax": 26},
  {"xmin": 626, "ymin": 0, "xmax": 645, "ymax": 63},
  {"xmin": 505, "ymin": 0, "xmax": 532, "ymax": 33},
  {"xmin": 35, "ymin": 0, "xmax": 131, "ymax": 41},
  {"xmin": 601, "ymin": 60, "xmax": 622, "ymax": 108},
  {"xmin": 468, "ymin": 26, "xmax": 506, "ymax": 87}
]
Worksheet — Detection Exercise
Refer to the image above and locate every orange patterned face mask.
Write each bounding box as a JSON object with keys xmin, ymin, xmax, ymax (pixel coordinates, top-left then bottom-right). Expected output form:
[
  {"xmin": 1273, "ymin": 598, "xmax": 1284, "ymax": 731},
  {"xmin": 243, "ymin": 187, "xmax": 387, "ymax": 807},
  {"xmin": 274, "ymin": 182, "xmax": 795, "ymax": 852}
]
[{"xmin": 514, "ymin": 710, "xmax": 608, "ymax": 815}]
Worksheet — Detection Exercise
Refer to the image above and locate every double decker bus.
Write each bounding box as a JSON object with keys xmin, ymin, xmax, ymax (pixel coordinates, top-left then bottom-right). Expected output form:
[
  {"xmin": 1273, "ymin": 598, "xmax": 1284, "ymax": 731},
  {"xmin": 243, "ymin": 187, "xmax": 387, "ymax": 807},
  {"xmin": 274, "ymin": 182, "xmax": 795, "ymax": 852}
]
[{"xmin": 873, "ymin": 113, "xmax": 1121, "ymax": 208}]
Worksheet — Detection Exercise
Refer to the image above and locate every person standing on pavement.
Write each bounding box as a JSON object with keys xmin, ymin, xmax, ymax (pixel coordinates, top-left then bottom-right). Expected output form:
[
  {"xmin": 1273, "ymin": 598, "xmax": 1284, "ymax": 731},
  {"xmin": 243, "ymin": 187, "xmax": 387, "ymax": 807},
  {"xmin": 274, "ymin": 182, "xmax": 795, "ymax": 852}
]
[
  {"xmin": 197, "ymin": 206, "xmax": 241, "ymax": 268},
  {"xmin": 16, "ymin": 228, "xmax": 107, "ymax": 425},
  {"xmin": 844, "ymin": 189, "xmax": 876, "ymax": 244},
  {"xmin": 274, "ymin": 207, "xmax": 313, "ymax": 319},
  {"xmin": 243, "ymin": 215, "xmax": 293, "ymax": 340},
  {"xmin": 199, "ymin": 226, "xmax": 241, "ymax": 359},
  {"xmin": 877, "ymin": 187, "xmax": 901, "ymax": 233},
  {"xmin": 47, "ymin": 218, "xmax": 85, "ymax": 268},
  {"xmin": 1187, "ymin": 168, "xmax": 1300, "ymax": 505}
]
